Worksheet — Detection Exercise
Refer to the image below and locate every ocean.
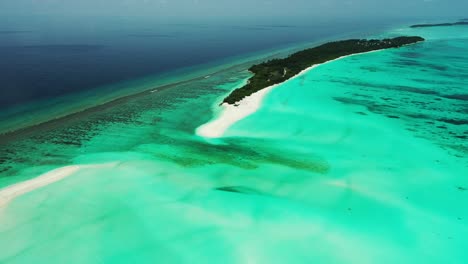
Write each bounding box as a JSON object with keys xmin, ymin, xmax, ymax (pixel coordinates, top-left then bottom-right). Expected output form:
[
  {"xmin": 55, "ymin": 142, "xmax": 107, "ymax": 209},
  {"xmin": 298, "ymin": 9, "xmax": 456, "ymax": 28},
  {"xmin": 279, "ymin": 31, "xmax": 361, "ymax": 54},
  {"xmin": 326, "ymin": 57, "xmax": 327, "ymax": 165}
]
[
  {"xmin": 0, "ymin": 17, "xmax": 467, "ymax": 263},
  {"xmin": 0, "ymin": 16, "xmax": 396, "ymax": 134}
]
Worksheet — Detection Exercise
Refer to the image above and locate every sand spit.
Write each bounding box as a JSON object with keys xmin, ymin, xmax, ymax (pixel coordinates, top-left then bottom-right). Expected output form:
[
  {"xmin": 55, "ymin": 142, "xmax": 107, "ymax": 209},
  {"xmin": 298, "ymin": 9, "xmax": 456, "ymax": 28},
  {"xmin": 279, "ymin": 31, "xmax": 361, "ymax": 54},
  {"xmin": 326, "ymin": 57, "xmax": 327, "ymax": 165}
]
[
  {"xmin": 196, "ymin": 51, "xmax": 381, "ymax": 138},
  {"xmin": 0, "ymin": 164, "xmax": 113, "ymax": 207}
]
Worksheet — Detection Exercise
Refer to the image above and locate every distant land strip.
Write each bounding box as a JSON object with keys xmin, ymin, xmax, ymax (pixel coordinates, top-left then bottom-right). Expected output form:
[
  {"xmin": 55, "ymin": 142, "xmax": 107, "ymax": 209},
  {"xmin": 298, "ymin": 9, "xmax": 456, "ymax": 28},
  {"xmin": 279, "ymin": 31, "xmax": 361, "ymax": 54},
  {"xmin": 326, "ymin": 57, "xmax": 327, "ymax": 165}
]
[
  {"xmin": 410, "ymin": 21, "xmax": 468, "ymax": 28},
  {"xmin": 223, "ymin": 36, "xmax": 425, "ymax": 105}
]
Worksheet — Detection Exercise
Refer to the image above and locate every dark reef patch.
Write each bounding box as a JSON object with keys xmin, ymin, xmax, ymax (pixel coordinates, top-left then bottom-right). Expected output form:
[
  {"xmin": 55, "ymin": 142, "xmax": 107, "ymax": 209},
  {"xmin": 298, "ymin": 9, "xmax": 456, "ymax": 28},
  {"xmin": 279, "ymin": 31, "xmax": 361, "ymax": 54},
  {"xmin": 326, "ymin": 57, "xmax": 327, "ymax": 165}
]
[
  {"xmin": 391, "ymin": 59, "xmax": 423, "ymax": 67},
  {"xmin": 333, "ymin": 97, "xmax": 371, "ymax": 106},
  {"xmin": 333, "ymin": 97, "xmax": 400, "ymax": 116},
  {"xmin": 441, "ymin": 94, "xmax": 468, "ymax": 101},
  {"xmin": 215, "ymin": 186, "xmax": 262, "ymax": 195},
  {"xmin": 404, "ymin": 113, "xmax": 432, "ymax": 119},
  {"xmin": 399, "ymin": 51, "xmax": 423, "ymax": 58},
  {"xmin": 438, "ymin": 118, "xmax": 468, "ymax": 126},
  {"xmin": 411, "ymin": 78, "xmax": 456, "ymax": 86},
  {"xmin": 391, "ymin": 60, "xmax": 448, "ymax": 72},
  {"xmin": 360, "ymin": 66, "xmax": 379, "ymax": 72},
  {"xmin": 329, "ymin": 79, "xmax": 439, "ymax": 96}
]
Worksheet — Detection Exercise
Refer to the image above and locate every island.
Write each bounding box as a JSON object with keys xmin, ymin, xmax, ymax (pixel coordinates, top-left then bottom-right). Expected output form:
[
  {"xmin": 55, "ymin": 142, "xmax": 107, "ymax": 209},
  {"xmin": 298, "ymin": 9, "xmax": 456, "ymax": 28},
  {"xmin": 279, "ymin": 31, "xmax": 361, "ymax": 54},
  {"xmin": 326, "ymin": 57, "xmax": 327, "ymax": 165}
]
[
  {"xmin": 223, "ymin": 36, "xmax": 425, "ymax": 104},
  {"xmin": 410, "ymin": 21, "xmax": 468, "ymax": 28}
]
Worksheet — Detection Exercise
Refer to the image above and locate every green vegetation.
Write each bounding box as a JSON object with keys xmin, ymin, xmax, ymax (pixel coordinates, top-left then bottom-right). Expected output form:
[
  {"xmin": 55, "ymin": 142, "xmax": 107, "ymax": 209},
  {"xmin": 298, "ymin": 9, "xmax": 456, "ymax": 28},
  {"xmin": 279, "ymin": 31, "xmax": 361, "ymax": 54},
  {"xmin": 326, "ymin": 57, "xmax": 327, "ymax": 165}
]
[
  {"xmin": 410, "ymin": 21, "xmax": 468, "ymax": 28},
  {"xmin": 223, "ymin": 36, "xmax": 424, "ymax": 104}
]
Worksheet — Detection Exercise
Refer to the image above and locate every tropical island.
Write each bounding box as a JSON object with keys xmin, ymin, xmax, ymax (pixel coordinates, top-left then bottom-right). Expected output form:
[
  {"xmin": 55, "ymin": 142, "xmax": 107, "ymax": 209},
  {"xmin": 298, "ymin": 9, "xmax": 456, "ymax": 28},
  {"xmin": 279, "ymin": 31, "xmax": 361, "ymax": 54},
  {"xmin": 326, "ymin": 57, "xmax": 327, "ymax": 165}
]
[
  {"xmin": 223, "ymin": 36, "xmax": 425, "ymax": 104},
  {"xmin": 410, "ymin": 21, "xmax": 468, "ymax": 28}
]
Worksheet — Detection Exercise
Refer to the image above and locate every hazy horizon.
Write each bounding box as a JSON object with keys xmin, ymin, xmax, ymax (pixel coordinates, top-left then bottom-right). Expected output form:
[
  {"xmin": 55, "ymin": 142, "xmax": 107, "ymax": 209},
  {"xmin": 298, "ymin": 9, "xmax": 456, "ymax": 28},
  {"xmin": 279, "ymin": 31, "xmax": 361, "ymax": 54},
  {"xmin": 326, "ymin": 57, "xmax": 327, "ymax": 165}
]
[{"xmin": 1, "ymin": 0, "xmax": 467, "ymax": 22}]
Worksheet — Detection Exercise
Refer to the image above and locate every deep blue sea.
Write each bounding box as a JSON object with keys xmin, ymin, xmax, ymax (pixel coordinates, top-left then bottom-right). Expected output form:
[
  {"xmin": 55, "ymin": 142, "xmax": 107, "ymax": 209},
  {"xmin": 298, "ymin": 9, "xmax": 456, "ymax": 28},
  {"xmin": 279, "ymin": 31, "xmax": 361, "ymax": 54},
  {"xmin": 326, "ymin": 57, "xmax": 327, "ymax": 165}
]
[{"xmin": 0, "ymin": 16, "xmax": 406, "ymax": 127}]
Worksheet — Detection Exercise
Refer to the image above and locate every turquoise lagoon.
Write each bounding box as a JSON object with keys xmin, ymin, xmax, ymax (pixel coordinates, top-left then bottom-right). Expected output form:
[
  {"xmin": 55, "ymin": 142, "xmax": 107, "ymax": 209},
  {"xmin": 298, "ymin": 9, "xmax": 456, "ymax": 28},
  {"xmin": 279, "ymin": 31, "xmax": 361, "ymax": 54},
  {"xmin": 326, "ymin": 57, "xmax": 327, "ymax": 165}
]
[{"xmin": 0, "ymin": 25, "xmax": 467, "ymax": 263}]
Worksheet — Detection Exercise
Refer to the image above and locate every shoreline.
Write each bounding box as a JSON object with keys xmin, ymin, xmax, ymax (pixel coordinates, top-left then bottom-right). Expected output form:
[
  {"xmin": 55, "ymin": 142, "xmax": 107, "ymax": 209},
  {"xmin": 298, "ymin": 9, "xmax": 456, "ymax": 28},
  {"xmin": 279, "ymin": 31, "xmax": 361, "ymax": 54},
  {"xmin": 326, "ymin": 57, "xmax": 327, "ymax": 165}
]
[
  {"xmin": 0, "ymin": 24, "xmax": 406, "ymax": 139},
  {"xmin": 196, "ymin": 50, "xmax": 382, "ymax": 138},
  {"xmin": 0, "ymin": 65, "xmax": 243, "ymax": 143},
  {"xmin": 0, "ymin": 36, "xmax": 341, "ymax": 139},
  {"xmin": 221, "ymin": 36, "xmax": 424, "ymax": 104},
  {"xmin": 0, "ymin": 163, "xmax": 114, "ymax": 208}
]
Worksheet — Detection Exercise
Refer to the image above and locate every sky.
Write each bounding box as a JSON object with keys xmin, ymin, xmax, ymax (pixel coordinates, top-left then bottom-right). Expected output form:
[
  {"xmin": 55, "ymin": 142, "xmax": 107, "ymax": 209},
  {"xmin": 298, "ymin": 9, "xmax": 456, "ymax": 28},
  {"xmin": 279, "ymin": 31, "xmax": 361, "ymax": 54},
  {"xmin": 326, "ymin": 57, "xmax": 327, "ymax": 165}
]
[{"xmin": 0, "ymin": 0, "xmax": 467, "ymax": 22}]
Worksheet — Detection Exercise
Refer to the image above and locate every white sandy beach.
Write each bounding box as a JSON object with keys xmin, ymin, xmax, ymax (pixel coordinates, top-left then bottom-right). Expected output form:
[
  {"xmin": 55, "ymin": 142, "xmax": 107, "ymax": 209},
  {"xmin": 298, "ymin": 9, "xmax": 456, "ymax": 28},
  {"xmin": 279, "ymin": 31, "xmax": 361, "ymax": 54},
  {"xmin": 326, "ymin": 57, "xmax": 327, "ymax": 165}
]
[
  {"xmin": 196, "ymin": 84, "xmax": 280, "ymax": 138},
  {"xmin": 0, "ymin": 164, "xmax": 114, "ymax": 208},
  {"xmin": 0, "ymin": 166, "xmax": 79, "ymax": 207},
  {"xmin": 196, "ymin": 51, "xmax": 380, "ymax": 138}
]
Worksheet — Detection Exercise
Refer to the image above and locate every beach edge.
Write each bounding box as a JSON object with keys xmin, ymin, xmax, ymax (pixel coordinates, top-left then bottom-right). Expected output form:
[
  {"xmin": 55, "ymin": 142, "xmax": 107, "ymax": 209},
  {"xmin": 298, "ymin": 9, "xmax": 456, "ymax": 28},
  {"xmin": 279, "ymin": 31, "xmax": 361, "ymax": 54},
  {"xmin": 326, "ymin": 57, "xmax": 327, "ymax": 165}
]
[{"xmin": 195, "ymin": 50, "xmax": 382, "ymax": 139}]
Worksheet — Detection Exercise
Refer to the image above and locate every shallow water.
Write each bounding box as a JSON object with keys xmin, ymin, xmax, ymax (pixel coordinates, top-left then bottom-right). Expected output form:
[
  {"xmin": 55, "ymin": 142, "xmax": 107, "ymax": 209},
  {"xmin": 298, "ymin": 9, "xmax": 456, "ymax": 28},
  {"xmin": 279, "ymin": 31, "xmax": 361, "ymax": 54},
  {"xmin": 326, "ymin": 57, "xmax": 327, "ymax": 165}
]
[
  {"xmin": 0, "ymin": 25, "xmax": 467, "ymax": 263},
  {"xmin": 0, "ymin": 17, "xmax": 396, "ymax": 134}
]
